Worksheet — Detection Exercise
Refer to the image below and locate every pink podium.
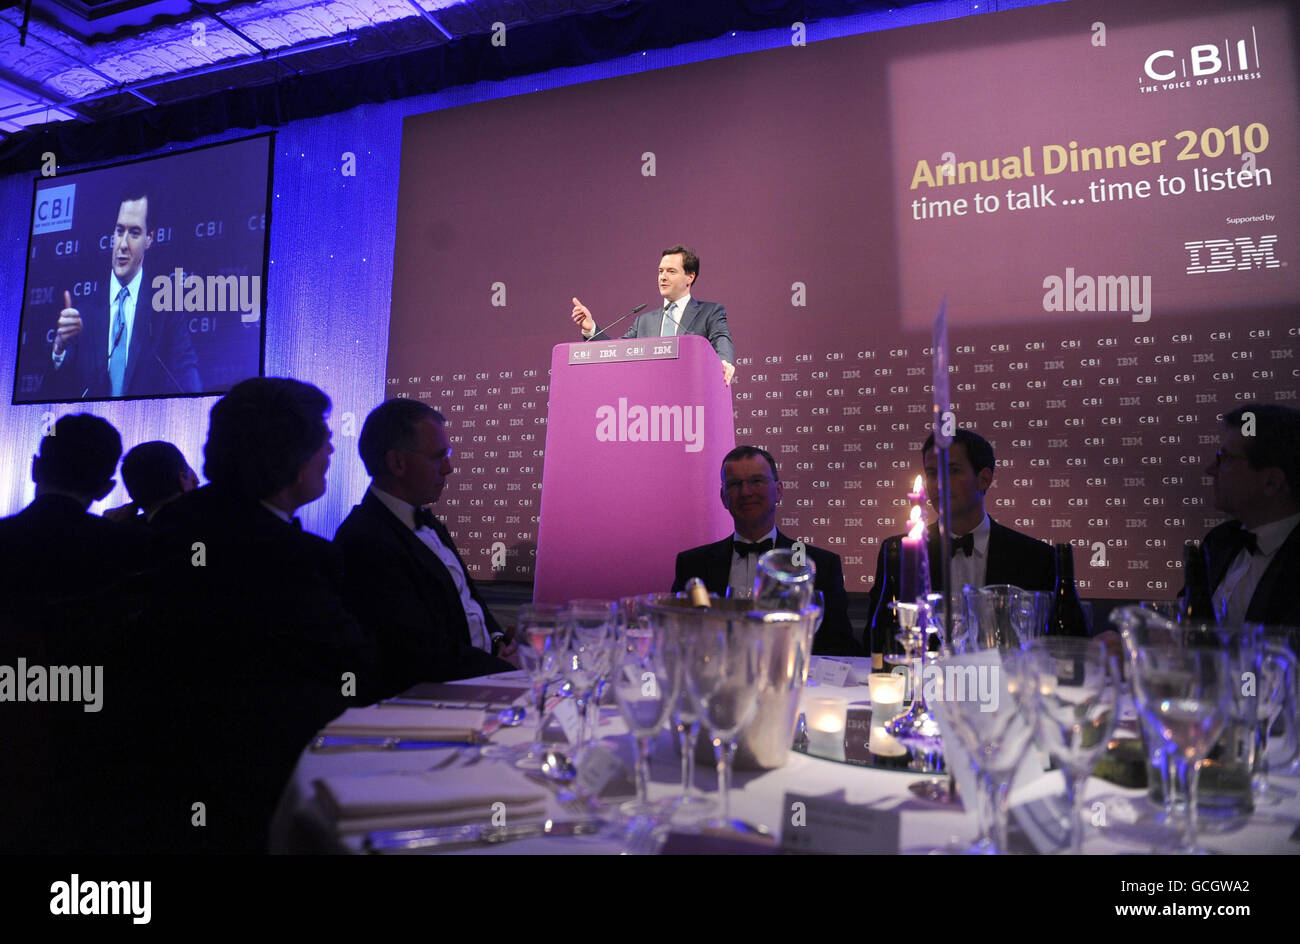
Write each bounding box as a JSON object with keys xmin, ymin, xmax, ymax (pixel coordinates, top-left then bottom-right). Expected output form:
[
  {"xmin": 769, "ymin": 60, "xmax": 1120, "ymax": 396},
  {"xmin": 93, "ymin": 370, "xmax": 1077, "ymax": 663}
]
[{"xmin": 533, "ymin": 334, "xmax": 737, "ymax": 604}]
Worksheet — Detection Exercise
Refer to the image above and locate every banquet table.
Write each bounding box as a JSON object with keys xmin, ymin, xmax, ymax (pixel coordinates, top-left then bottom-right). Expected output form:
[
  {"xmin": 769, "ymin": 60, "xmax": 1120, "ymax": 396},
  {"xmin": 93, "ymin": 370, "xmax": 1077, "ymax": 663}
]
[{"xmin": 269, "ymin": 659, "xmax": 1300, "ymax": 855}]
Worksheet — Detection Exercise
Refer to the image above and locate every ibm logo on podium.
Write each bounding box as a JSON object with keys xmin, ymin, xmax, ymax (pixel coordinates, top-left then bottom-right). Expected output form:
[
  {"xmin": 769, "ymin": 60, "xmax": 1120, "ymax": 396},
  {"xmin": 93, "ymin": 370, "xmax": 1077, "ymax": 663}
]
[{"xmin": 34, "ymin": 184, "xmax": 76, "ymax": 235}]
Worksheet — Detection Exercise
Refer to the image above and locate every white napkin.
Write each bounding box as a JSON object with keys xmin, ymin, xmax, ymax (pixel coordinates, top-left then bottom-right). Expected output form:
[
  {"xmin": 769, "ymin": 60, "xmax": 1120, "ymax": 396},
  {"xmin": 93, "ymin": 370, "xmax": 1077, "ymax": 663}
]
[
  {"xmin": 314, "ymin": 767, "xmax": 551, "ymax": 832},
  {"xmin": 323, "ymin": 706, "xmax": 485, "ymax": 740}
]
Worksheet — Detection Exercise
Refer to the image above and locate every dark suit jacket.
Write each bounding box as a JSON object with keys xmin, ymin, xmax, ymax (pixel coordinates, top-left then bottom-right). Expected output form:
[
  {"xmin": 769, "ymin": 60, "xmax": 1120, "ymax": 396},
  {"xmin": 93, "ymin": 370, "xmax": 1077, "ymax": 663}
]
[
  {"xmin": 334, "ymin": 489, "xmax": 512, "ymax": 696},
  {"xmin": 866, "ymin": 517, "xmax": 1056, "ymax": 613},
  {"xmin": 50, "ymin": 273, "xmax": 201, "ymax": 399},
  {"xmin": 1204, "ymin": 518, "xmax": 1300, "ymax": 626},
  {"xmin": 592, "ymin": 297, "xmax": 735, "ymax": 364},
  {"xmin": 671, "ymin": 531, "xmax": 861, "ymax": 656},
  {"xmin": 138, "ymin": 484, "xmax": 377, "ymax": 852}
]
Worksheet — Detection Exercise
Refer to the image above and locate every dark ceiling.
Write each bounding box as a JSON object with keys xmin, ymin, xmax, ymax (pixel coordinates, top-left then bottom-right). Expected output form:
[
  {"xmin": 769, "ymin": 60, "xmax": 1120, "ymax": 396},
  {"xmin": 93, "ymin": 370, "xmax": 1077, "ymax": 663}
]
[{"xmin": 0, "ymin": 0, "xmax": 943, "ymax": 168}]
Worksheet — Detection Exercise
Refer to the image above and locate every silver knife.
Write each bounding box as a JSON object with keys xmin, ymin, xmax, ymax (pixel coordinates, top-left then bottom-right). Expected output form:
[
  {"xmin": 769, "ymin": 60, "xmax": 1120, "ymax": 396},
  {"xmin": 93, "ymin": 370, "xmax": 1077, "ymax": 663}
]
[{"xmin": 365, "ymin": 819, "xmax": 604, "ymax": 852}]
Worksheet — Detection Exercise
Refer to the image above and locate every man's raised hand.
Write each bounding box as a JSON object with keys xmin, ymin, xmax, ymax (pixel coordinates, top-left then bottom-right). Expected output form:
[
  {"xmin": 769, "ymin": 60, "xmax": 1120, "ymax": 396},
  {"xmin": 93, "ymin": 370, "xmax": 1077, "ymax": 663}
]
[
  {"xmin": 570, "ymin": 296, "xmax": 595, "ymax": 335},
  {"xmin": 53, "ymin": 290, "xmax": 82, "ymax": 355}
]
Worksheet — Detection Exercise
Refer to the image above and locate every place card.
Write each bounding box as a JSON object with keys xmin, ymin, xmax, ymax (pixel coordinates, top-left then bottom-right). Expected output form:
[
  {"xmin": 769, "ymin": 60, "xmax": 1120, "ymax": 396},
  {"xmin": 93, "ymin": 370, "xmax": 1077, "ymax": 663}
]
[
  {"xmin": 575, "ymin": 743, "xmax": 624, "ymax": 797},
  {"xmin": 778, "ymin": 792, "xmax": 900, "ymax": 854},
  {"xmin": 810, "ymin": 658, "xmax": 851, "ymax": 687},
  {"xmin": 552, "ymin": 698, "xmax": 582, "ymax": 744}
]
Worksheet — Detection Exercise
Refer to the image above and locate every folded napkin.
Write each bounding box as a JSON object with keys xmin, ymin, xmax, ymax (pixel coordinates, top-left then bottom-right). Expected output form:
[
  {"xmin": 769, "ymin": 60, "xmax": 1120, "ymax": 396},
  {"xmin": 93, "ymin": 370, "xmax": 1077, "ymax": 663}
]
[
  {"xmin": 314, "ymin": 767, "xmax": 551, "ymax": 832},
  {"xmin": 323, "ymin": 706, "xmax": 485, "ymax": 740}
]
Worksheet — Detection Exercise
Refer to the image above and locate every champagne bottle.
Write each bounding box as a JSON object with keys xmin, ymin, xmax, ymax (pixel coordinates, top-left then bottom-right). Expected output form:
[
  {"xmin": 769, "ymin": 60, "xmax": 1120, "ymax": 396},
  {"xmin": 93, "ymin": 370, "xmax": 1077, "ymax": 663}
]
[
  {"xmin": 1048, "ymin": 542, "xmax": 1089, "ymax": 637},
  {"xmin": 684, "ymin": 577, "xmax": 711, "ymax": 609},
  {"xmin": 869, "ymin": 539, "xmax": 903, "ymax": 670}
]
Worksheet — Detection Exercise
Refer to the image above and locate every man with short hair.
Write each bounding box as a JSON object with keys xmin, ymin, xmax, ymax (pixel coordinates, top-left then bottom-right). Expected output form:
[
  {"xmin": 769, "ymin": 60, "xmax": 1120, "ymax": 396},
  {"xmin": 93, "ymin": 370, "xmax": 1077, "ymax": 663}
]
[
  {"xmin": 570, "ymin": 244, "xmax": 736, "ymax": 385},
  {"xmin": 866, "ymin": 429, "xmax": 1055, "ymax": 654},
  {"xmin": 671, "ymin": 445, "xmax": 860, "ymax": 656},
  {"xmin": 146, "ymin": 377, "xmax": 375, "ymax": 852},
  {"xmin": 104, "ymin": 440, "xmax": 199, "ymax": 523},
  {"xmin": 335, "ymin": 398, "xmax": 514, "ymax": 696},
  {"xmin": 1201, "ymin": 403, "xmax": 1300, "ymax": 625},
  {"xmin": 50, "ymin": 187, "xmax": 200, "ymax": 399},
  {"xmin": 0, "ymin": 413, "xmax": 149, "ymax": 606}
]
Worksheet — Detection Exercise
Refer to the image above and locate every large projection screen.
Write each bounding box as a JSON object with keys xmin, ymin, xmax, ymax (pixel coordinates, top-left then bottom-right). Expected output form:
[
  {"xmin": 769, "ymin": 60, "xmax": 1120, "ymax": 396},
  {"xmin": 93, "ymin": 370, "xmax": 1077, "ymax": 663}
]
[{"xmin": 386, "ymin": 0, "xmax": 1298, "ymax": 597}]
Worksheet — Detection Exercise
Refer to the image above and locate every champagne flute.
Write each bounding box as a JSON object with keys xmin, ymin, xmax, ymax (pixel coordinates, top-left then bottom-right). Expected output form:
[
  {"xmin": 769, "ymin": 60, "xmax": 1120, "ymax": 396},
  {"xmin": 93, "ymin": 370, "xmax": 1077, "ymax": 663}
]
[
  {"xmin": 1026, "ymin": 637, "xmax": 1120, "ymax": 854},
  {"xmin": 512, "ymin": 603, "xmax": 566, "ymax": 770},
  {"xmin": 611, "ymin": 625, "xmax": 680, "ymax": 817},
  {"xmin": 684, "ymin": 620, "xmax": 763, "ymax": 830},
  {"xmin": 561, "ymin": 599, "xmax": 616, "ymax": 752},
  {"xmin": 1253, "ymin": 643, "xmax": 1297, "ymax": 803},
  {"xmin": 1130, "ymin": 646, "xmax": 1232, "ymax": 854}
]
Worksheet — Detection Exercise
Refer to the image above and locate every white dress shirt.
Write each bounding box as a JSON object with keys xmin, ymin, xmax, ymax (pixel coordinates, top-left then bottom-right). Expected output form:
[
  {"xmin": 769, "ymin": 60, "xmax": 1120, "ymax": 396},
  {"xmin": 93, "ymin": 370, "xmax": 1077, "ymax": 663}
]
[
  {"xmin": 370, "ymin": 486, "xmax": 492, "ymax": 652},
  {"xmin": 728, "ymin": 526, "xmax": 778, "ymax": 599},
  {"xmin": 52, "ymin": 267, "xmax": 145, "ymax": 372},
  {"xmin": 1213, "ymin": 513, "xmax": 1300, "ymax": 624},
  {"xmin": 947, "ymin": 514, "xmax": 991, "ymax": 592}
]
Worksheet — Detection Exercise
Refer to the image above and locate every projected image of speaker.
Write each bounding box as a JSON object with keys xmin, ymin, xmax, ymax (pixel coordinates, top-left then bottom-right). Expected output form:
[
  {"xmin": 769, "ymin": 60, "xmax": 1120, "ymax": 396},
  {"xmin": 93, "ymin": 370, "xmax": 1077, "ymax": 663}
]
[{"xmin": 12, "ymin": 134, "xmax": 273, "ymax": 405}]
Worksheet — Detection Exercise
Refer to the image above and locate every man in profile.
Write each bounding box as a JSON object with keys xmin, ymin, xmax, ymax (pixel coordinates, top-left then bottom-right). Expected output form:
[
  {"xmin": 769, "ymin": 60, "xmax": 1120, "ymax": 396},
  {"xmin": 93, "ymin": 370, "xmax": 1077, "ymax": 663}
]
[
  {"xmin": 50, "ymin": 187, "xmax": 200, "ymax": 399},
  {"xmin": 145, "ymin": 377, "xmax": 375, "ymax": 852},
  {"xmin": 335, "ymin": 399, "xmax": 514, "ymax": 697},
  {"xmin": 866, "ymin": 428, "xmax": 1055, "ymax": 652},
  {"xmin": 570, "ymin": 244, "xmax": 736, "ymax": 385},
  {"xmin": 103, "ymin": 440, "xmax": 199, "ymax": 524},
  {"xmin": 672, "ymin": 445, "xmax": 860, "ymax": 656},
  {"xmin": 1201, "ymin": 403, "xmax": 1300, "ymax": 626}
]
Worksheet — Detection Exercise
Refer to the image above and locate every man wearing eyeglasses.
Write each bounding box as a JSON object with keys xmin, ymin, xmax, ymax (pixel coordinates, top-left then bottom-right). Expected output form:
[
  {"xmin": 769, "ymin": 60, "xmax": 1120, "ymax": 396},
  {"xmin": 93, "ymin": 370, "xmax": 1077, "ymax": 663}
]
[
  {"xmin": 334, "ymin": 399, "xmax": 515, "ymax": 696},
  {"xmin": 1201, "ymin": 403, "xmax": 1300, "ymax": 626},
  {"xmin": 671, "ymin": 445, "xmax": 860, "ymax": 655}
]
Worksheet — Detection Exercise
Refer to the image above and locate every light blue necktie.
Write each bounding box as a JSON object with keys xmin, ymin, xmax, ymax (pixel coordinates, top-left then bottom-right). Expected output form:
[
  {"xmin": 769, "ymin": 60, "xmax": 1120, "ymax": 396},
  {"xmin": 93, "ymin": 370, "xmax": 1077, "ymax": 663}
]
[
  {"xmin": 108, "ymin": 285, "xmax": 129, "ymax": 397},
  {"xmin": 661, "ymin": 301, "xmax": 677, "ymax": 336}
]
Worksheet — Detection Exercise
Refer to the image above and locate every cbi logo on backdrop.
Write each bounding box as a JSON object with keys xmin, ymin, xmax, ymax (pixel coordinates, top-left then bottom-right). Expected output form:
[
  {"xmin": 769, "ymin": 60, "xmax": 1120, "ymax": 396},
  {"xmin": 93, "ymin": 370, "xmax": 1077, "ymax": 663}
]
[
  {"xmin": 1138, "ymin": 26, "xmax": 1262, "ymax": 94},
  {"xmin": 33, "ymin": 184, "xmax": 77, "ymax": 236}
]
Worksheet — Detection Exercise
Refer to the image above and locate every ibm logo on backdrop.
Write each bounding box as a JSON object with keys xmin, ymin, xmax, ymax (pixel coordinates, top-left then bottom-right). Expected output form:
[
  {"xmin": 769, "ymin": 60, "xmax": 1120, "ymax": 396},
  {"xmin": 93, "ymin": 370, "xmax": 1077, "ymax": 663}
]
[{"xmin": 1185, "ymin": 234, "xmax": 1281, "ymax": 274}]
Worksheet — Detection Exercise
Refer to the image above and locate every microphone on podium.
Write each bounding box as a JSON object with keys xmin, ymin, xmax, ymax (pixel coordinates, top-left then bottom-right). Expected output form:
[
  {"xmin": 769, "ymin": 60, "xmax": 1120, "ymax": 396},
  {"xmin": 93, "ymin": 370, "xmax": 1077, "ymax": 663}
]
[{"xmin": 585, "ymin": 303, "xmax": 647, "ymax": 340}]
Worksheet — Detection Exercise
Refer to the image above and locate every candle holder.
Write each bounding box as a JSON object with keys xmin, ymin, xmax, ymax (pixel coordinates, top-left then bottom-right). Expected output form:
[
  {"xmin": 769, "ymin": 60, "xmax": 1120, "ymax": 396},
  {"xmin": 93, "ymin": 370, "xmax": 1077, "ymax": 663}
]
[{"xmin": 884, "ymin": 602, "xmax": 944, "ymax": 746}]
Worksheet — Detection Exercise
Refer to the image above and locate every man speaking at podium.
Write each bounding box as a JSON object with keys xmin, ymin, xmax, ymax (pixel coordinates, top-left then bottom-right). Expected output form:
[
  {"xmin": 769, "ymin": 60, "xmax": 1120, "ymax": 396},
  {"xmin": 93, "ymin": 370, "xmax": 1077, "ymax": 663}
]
[{"xmin": 570, "ymin": 244, "xmax": 736, "ymax": 386}]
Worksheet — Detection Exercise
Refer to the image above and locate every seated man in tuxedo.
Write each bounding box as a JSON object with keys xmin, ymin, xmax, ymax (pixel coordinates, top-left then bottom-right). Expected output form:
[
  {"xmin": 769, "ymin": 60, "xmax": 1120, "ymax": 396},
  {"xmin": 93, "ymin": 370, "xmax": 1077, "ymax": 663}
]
[
  {"xmin": 1201, "ymin": 403, "xmax": 1300, "ymax": 627},
  {"xmin": 334, "ymin": 398, "xmax": 515, "ymax": 697},
  {"xmin": 671, "ymin": 445, "xmax": 860, "ymax": 656},
  {"xmin": 570, "ymin": 244, "xmax": 736, "ymax": 386},
  {"xmin": 143, "ymin": 377, "xmax": 376, "ymax": 852},
  {"xmin": 49, "ymin": 186, "xmax": 200, "ymax": 399},
  {"xmin": 866, "ymin": 428, "xmax": 1055, "ymax": 653},
  {"xmin": 103, "ymin": 439, "xmax": 199, "ymax": 525}
]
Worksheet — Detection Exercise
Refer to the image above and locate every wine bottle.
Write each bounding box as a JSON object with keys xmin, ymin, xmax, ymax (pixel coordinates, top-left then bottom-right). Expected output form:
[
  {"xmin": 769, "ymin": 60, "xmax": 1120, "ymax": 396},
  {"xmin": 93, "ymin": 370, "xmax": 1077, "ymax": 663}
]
[
  {"xmin": 869, "ymin": 539, "xmax": 903, "ymax": 670},
  {"xmin": 1179, "ymin": 540, "xmax": 1217, "ymax": 624},
  {"xmin": 1048, "ymin": 542, "xmax": 1089, "ymax": 637}
]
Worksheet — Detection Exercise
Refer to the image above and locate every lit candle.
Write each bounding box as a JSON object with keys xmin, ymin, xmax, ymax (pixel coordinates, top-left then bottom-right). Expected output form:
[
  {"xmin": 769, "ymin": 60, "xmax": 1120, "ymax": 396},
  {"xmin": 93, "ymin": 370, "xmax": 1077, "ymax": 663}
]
[
  {"xmin": 867, "ymin": 671, "xmax": 906, "ymax": 726},
  {"xmin": 804, "ymin": 695, "xmax": 848, "ymax": 760}
]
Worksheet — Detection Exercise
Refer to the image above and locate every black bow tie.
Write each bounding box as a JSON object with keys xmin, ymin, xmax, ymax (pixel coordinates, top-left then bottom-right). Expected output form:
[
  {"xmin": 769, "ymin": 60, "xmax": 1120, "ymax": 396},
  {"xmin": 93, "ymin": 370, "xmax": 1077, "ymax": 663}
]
[
  {"xmin": 734, "ymin": 538, "xmax": 774, "ymax": 558},
  {"xmin": 1227, "ymin": 527, "xmax": 1260, "ymax": 557},
  {"xmin": 290, "ymin": 516, "xmax": 302, "ymax": 531},
  {"xmin": 951, "ymin": 533, "xmax": 975, "ymax": 558},
  {"xmin": 413, "ymin": 506, "xmax": 439, "ymax": 531}
]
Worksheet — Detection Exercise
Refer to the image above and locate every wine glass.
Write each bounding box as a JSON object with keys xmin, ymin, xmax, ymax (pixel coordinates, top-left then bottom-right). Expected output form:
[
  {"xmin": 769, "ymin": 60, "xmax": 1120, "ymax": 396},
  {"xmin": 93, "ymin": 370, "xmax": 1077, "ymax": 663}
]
[
  {"xmin": 512, "ymin": 603, "xmax": 566, "ymax": 770},
  {"xmin": 611, "ymin": 624, "xmax": 681, "ymax": 818},
  {"xmin": 932, "ymin": 648, "xmax": 1038, "ymax": 854},
  {"xmin": 1253, "ymin": 643, "xmax": 1298, "ymax": 803},
  {"xmin": 1026, "ymin": 637, "xmax": 1120, "ymax": 854},
  {"xmin": 560, "ymin": 599, "xmax": 617, "ymax": 752},
  {"xmin": 684, "ymin": 620, "xmax": 763, "ymax": 830},
  {"xmin": 660, "ymin": 623, "xmax": 716, "ymax": 820},
  {"xmin": 1129, "ymin": 646, "xmax": 1233, "ymax": 854}
]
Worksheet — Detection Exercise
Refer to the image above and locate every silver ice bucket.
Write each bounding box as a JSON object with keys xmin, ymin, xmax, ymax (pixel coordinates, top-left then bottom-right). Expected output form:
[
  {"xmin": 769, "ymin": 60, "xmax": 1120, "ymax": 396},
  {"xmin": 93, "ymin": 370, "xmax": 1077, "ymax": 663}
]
[{"xmin": 646, "ymin": 595, "xmax": 821, "ymax": 770}]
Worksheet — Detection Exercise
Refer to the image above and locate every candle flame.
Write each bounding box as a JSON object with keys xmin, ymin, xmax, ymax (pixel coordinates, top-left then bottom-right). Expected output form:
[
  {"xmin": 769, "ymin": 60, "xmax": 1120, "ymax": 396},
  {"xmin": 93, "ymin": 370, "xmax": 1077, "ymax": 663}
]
[
  {"xmin": 907, "ymin": 505, "xmax": 925, "ymax": 539},
  {"xmin": 912, "ymin": 474, "xmax": 924, "ymax": 494}
]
